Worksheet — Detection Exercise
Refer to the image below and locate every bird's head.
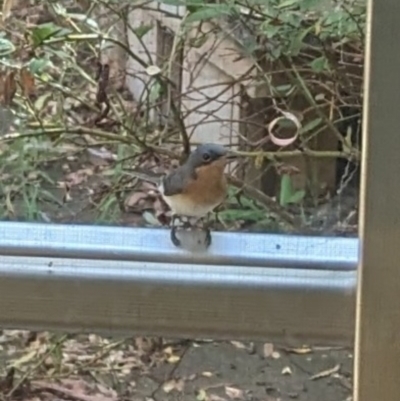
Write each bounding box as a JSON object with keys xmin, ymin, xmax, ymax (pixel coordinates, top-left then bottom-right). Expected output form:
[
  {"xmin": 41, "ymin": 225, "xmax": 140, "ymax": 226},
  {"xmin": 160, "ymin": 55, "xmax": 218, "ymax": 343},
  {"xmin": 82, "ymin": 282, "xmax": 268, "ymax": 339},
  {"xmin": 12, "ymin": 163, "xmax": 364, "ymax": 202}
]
[{"xmin": 186, "ymin": 143, "xmax": 237, "ymax": 170}]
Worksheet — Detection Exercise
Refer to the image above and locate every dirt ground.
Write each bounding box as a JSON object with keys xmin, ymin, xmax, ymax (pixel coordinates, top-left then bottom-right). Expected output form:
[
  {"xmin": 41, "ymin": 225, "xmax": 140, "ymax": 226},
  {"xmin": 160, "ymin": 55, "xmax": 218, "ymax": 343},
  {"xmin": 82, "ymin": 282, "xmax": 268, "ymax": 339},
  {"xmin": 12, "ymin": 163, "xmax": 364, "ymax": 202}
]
[
  {"xmin": 0, "ymin": 332, "xmax": 353, "ymax": 401},
  {"xmin": 132, "ymin": 340, "xmax": 353, "ymax": 401}
]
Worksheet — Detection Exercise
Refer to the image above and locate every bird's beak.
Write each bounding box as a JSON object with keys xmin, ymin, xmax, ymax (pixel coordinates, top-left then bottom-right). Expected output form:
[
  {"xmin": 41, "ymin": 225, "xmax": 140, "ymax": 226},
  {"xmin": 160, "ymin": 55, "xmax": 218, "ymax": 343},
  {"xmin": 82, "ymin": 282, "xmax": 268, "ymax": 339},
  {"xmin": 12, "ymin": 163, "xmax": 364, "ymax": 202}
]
[{"xmin": 226, "ymin": 150, "xmax": 239, "ymax": 161}]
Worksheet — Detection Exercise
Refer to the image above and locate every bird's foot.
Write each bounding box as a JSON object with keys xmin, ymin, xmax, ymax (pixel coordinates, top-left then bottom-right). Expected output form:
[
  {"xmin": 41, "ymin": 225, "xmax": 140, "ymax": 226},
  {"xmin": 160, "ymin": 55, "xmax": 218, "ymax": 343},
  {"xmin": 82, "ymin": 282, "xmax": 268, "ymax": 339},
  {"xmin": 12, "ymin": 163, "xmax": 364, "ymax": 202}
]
[
  {"xmin": 169, "ymin": 215, "xmax": 212, "ymax": 249},
  {"xmin": 170, "ymin": 226, "xmax": 181, "ymax": 247},
  {"xmin": 204, "ymin": 227, "xmax": 212, "ymax": 248},
  {"xmin": 170, "ymin": 215, "xmax": 190, "ymax": 247},
  {"xmin": 170, "ymin": 225, "xmax": 212, "ymax": 249}
]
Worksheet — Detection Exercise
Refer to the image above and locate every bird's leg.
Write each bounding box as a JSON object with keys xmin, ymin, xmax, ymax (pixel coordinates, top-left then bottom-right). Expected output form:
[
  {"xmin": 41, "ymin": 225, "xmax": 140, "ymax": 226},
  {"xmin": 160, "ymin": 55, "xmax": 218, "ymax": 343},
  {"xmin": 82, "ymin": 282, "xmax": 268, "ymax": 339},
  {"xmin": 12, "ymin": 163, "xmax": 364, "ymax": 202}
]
[
  {"xmin": 170, "ymin": 215, "xmax": 193, "ymax": 247},
  {"xmin": 203, "ymin": 215, "xmax": 212, "ymax": 247},
  {"xmin": 170, "ymin": 214, "xmax": 182, "ymax": 247},
  {"xmin": 204, "ymin": 228, "xmax": 212, "ymax": 248}
]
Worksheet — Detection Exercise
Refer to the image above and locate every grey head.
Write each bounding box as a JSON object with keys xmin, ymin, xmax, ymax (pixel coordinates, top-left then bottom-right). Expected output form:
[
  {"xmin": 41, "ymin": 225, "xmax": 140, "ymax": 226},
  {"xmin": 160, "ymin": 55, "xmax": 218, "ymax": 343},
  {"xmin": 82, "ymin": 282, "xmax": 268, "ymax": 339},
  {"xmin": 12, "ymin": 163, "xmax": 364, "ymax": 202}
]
[
  {"xmin": 185, "ymin": 143, "xmax": 231, "ymax": 169},
  {"xmin": 161, "ymin": 143, "xmax": 235, "ymax": 197}
]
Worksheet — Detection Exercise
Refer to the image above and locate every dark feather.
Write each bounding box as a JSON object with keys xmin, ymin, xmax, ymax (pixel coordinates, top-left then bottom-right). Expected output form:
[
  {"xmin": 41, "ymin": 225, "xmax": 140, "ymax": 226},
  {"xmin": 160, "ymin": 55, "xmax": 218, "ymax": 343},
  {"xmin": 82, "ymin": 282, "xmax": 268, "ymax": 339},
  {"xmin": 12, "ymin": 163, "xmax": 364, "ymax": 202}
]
[{"xmin": 162, "ymin": 165, "xmax": 197, "ymax": 196}]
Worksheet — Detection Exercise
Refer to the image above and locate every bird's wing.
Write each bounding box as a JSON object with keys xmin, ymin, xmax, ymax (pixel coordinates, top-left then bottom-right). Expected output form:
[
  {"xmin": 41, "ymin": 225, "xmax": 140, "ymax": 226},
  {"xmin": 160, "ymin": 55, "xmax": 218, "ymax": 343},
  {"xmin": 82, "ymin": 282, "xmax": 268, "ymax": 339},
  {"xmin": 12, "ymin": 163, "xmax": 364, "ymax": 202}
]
[{"xmin": 162, "ymin": 166, "xmax": 196, "ymax": 196}]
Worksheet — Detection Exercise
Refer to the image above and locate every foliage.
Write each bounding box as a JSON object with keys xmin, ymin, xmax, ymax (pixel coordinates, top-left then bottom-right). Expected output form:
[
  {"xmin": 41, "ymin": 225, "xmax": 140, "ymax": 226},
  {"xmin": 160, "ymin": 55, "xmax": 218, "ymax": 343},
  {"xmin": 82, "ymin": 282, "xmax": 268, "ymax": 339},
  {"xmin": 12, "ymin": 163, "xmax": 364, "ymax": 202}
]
[{"xmin": 0, "ymin": 0, "xmax": 363, "ymax": 234}]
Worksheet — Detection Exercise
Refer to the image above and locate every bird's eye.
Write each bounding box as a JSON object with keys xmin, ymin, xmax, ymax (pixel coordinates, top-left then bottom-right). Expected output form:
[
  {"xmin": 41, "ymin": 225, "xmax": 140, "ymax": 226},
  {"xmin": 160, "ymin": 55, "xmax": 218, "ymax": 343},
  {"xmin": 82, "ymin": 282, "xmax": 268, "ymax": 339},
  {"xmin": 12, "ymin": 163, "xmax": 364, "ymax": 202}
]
[{"xmin": 202, "ymin": 152, "xmax": 211, "ymax": 162}]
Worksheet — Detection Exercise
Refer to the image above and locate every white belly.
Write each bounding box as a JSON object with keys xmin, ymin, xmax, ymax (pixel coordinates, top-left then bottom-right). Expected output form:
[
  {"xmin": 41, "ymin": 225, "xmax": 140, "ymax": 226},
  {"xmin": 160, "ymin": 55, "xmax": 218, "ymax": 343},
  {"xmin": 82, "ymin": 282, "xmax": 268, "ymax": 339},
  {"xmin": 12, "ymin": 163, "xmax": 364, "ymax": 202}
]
[{"xmin": 158, "ymin": 183, "xmax": 220, "ymax": 217}]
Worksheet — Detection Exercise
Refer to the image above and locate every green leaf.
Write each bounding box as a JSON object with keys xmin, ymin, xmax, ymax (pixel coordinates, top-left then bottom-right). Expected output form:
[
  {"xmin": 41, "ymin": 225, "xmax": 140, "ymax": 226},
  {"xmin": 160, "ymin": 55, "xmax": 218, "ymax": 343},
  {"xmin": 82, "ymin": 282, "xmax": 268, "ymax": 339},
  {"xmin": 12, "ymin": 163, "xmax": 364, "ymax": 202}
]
[
  {"xmin": 274, "ymin": 84, "xmax": 294, "ymax": 96},
  {"xmin": 310, "ymin": 56, "xmax": 328, "ymax": 72},
  {"xmin": 289, "ymin": 25, "xmax": 313, "ymax": 56},
  {"xmin": 300, "ymin": 117, "xmax": 322, "ymax": 134},
  {"xmin": 149, "ymin": 81, "xmax": 162, "ymax": 102},
  {"xmin": 276, "ymin": 0, "xmax": 299, "ymax": 9},
  {"xmin": 0, "ymin": 37, "xmax": 15, "ymax": 56},
  {"xmin": 133, "ymin": 23, "xmax": 154, "ymax": 39},
  {"xmin": 31, "ymin": 23, "xmax": 70, "ymax": 46},
  {"xmin": 185, "ymin": 4, "xmax": 235, "ymax": 24},
  {"xmin": 268, "ymin": 46, "xmax": 281, "ymax": 60},
  {"xmin": 288, "ymin": 190, "xmax": 305, "ymax": 204},
  {"xmin": 218, "ymin": 209, "xmax": 264, "ymax": 223},
  {"xmin": 279, "ymin": 174, "xmax": 293, "ymax": 207},
  {"xmin": 154, "ymin": 0, "xmax": 185, "ymax": 5},
  {"xmin": 299, "ymin": 0, "xmax": 321, "ymax": 10},
  {"xmin": 29, "ymin": 58, "xmax": 51, "ymax": 74},
  {"xmin": 261, "ymin": 23, "xmax": 280, "ymax": 39},
  {"xmin": 280, "ymin": 176, "xmax": 305, "ymax": 206},
  {"xmin": 186, "ymin": 0, "xmax": 204, "ymax": 13}
]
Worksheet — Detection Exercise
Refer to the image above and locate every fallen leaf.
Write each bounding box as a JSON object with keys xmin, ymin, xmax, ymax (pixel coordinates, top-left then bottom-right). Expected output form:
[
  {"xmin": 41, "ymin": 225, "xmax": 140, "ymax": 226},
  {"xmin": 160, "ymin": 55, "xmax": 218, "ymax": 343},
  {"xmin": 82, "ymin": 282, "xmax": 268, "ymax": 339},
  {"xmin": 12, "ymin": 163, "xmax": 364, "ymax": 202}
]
[
  {"xmin": 163, "ymin": 346, "xmax": 173, "ymax": 355},
  {"xmin": 10, "ymin": 349, "xmax": 37, "ymax": 368},
  {"xmin": 162, "ymin": 379, "xmax": 184, "ymax": 394},
  {"xmin": 201, "ymin": 371, "xmax": 213, "ymax": 377},
  {"xmin": 231, "ymin": 341, "xmax": 246, "ymax": 349},
  {"xmin": 225, "ymin": 386, "xmax": 244, "ymax": 400},
  {"xmin": 282, "ymin": 366, "xmax": 292, "ymax": 375},
  {"xmin": 88, "ymin": 334, "xmax": 101, "ymax": 343},
  {"xmin": 263, "ymin": 343, "xmax": 274, "ymax": 358},
  {"xmin": 196, "ymin": 388, "xmax": 207, "ymax": 401},
  {"xmin": 125, "ymin": 192, "xmax": 148, "ymax": 208},
  {"xmin": 167, "ymin": 354, "xmax": 180, "ymax": 363},
  {"xmin": 65, "ymin": 168, "xmax": 94, "ymax": 186},
  {"xmin": 175, "ymin": 379, "xmax": 185, "ymax": 392},
  {"xmin": 32, "ymin": 379, "xmax": 118, "ymax": 401},
  {"xmin": 142, "ymin": 211, "xmax": 162, "ymax": 226},
  {"xmin": 2, "ymin": 71, "xmax": 16, "ymax": 106},
  {"xmin": 141, "ymin": 181, "xmax": 158, "ymax": 191},
  {"xmin": 20, "ymin": 68, "xmax": 35, "ymax": 97},
  {"xmin": 87, "ymin": 148, "xmax": 117, "ymax": 161},
  {"xmin": 287, "ymin": 346, "xmax": 312, "ymax": 355},
  {"xmin": 2, "ymin": 0, "xmax": 14, "ymax": 21},
  {"xmin": 309, "ymin": 364, "xmax": 340, "ymax": 380},
  {"xmin": 271, "ymin": 351, "xmax": 281, "ymax": 359},
  {"xmin": 209, "ymin": 395, "xmax": 227, "ymax": 401}
]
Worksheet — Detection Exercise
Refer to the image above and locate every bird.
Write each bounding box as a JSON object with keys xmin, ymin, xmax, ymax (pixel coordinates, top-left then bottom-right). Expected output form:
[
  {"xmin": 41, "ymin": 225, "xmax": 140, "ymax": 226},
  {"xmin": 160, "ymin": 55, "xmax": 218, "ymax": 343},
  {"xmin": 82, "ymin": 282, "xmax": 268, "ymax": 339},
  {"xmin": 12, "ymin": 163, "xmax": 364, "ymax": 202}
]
[{"xmin": 130, "ymin": 143, "xmax": 237, "ymax": 247}]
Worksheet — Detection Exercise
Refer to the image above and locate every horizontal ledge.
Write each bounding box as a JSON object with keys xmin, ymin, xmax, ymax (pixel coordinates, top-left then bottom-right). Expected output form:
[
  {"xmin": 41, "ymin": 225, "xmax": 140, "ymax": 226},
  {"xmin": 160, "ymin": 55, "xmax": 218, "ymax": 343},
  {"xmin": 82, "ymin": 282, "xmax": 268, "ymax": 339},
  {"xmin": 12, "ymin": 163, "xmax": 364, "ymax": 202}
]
[
  {"xmin": 0, "ymin": 255, "xmax": 356, "ymax": 346},
  {"xmin": 0, "ymin": 222, "xmax": 358, "ymax": 270}
]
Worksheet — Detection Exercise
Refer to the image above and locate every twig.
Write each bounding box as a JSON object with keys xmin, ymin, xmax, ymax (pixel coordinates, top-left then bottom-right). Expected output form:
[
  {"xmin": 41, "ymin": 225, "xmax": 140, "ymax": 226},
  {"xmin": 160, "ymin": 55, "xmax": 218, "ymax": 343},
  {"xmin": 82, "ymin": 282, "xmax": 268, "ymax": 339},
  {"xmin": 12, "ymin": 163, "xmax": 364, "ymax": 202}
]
[{"xmin": 235, "ymin": 149, "xmax": 360, "ymax": 160}]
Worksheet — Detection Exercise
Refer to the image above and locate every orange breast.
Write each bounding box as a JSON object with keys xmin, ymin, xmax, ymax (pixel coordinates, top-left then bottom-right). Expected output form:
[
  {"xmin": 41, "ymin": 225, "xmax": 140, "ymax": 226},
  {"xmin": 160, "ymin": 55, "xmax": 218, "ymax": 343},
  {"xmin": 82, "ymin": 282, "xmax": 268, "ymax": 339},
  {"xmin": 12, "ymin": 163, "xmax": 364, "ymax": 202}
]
[
  {"xmin": 183, "ymin": 158, "xmax": 228, "ymax": 208},
  {"xmin": 161, "ymin": 158, "xmax": 229, "ymax": 218}
]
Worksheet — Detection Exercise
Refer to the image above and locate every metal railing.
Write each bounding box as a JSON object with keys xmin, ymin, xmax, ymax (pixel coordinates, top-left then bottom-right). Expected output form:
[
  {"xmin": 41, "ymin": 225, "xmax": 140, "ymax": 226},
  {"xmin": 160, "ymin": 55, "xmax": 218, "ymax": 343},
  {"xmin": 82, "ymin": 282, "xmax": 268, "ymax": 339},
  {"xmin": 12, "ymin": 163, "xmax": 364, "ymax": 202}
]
[{"xmin": 0, "ymin": 222, "xmax": 356, "ymax": 346}]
